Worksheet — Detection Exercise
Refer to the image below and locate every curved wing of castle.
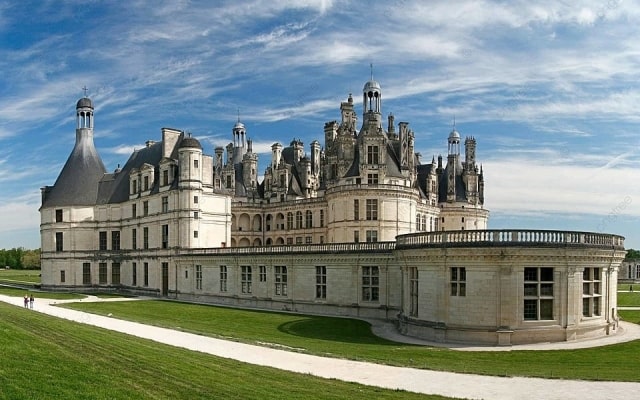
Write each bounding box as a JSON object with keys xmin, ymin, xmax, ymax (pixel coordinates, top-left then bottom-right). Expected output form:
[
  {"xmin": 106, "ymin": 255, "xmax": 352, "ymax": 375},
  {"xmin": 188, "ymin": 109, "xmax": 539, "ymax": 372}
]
[{"xmin": 40, "ymin": 78, "xmax": 625, "ymax": 345}]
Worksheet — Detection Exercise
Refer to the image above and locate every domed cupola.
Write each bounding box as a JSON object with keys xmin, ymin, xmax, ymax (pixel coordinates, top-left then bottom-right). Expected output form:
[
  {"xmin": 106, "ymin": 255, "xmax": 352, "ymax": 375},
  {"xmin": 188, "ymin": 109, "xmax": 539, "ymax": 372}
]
[
  {"xmin": 76, "ymin": 93, "xmax": 94, "ymax": 130},
  {"xmin": 448, "ymin": 127, "xmax": 461, "ymax": 156},
  {"xmin": 363, "ymin": 79, "xmax": 381, "ymax": 115},
  {"xmin": 180, "ymin": 136, "xmax": 202, "ymax": 150}
]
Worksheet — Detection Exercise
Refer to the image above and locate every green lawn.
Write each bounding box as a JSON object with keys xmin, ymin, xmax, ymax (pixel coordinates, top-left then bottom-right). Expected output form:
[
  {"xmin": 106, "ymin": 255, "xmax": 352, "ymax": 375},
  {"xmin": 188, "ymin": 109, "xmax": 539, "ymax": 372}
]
[
  {"xmin": 619, "ymin": 310, "xmax": 640, "ymax": 324},
  {"xmin": 0, "ymin": 302, "xmax": 446, "ymax": 400},
  {"xmin": 60, "ymin": 299, "xmax": 640, "ymax": 382},
  {"xmin": 0, "ymin": 268, "xmax": 41, "ymax": 284},
  {"xmin": 618, "ymin": 283, "xmax": 640, "ymax": 292},
  {"xmin": 618, "ymin": 292, "xmax": 640, "ymax": 307},
  {"xmin": 0, "ymin": 287, "xmax": 85, "ymax": 300}
]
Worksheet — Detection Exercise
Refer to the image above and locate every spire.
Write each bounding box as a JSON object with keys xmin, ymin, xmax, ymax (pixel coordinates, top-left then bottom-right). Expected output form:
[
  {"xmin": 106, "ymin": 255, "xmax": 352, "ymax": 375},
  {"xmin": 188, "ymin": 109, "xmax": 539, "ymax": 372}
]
[{"xmin": 370, "ymin": 63, "xmax": 374, "ymax": 80}]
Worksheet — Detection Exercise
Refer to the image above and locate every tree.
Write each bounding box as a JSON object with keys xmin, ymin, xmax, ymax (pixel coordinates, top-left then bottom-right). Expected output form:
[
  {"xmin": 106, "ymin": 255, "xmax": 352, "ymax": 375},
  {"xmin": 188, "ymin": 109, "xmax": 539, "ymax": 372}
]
[{"xmin": 625, "ymin": 249, "xmax": 640, "ymax": 260}]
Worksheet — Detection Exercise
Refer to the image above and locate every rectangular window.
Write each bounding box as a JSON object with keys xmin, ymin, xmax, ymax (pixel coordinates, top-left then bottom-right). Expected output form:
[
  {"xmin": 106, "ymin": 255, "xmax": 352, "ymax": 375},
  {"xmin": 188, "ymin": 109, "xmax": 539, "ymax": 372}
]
[
  {"xmin": 194, "ymin": 195, "xmax": 199, "ymax": 204},
  {"xmin": 354, "ymin": 199, "xmax": 360, "ymax": 220},
  {"xmin": 143, "ymin": 227, "xmax": 149, "ymax": 249},
  {"xmin": 143, "ymin": 176, "xmax": 149, "ymax": 191},
  {"xmin": 305, "ymin": 236, "xmax": 312, "ymax": 244},
  {"xmin": 112, "ymin": 262, "xmax": 121, "ymax": 285},
  {"xmin": 132, "ymin": 203, "xmax": 137, "ymax": 218},
  {"xmin": 144, "ymin": 263, "xmax": 149, "ymax": 286},
  {"xmin": 162, "ymin": 170, "xmax": 169, "ymax": 186},
  {"xmin": 99, "ymin": 262, "xmax": 108, "ymax": 284},
  {"xmin": 111, "ymin": 231, "xmax": 121, "ymax": 251},
  {"xmin": 220, "ymin": 266, "xmax": 228, "ymax": 292},
  {"xmin": 286, "ymin": 237, "xmax": 293, "ymax": 245},
  {"xmin": 132, "ymin": 179, "xmax": 137, "ymax": 194},
  {"xmin": 287, "ymin": 213, "xmax": 293, "ymax": 230},
  {"xmin": 409, "ymin": 267, "xmax": 418, "ymax": 317},
  {"xmin": 60, "ymin": 270, "xmax": 65, "ymax": 283},
  {"xmin": 132, "ymin": 262, "xmax": 137, "ymax": 286},
  {"xmin": 193, "ymin": 211, "xmax": 199, "ymax": 219},
  {"xmin": 582, "ymin": 267, "xmax": 602, "ymax": 317},
  {"xmin": 132, "ymin": 228, "xmax": 137, "ymax": 249},
  {"xmin": 143, "ymin": 201, "xmax": 149, "ymax": 216},
  {"xmin": 450, "ymin": 267, "xmax": 466, "ymax": 296},
  {"xmin": 296, "ymin": 237, "xmax": 303, "ymax": 244},
  {"xmin": 296, "ymin": 212, "xmax": 303, "ymax": 229},
  {"xmin": 162, "ymin": 196, "xmax": 169, "ymax": 213},
  {"xmin": 55, "ymin": 232, "xmax": 63, "ymax": 252},
  {"xmin": 354, "ymin": 230, "xmax": 359, "ymax": 243},
  {"xmin": 161, "ymin": 225, "xmax": 169, "ymax": 249},
  {"xmin": 366, "ymin": 230, "xmax": 378, "ymax": 243},
  {"xmin": 55, "ymin": 209, "xmax": 63, "ymax": 222},
  {"xmin": 196, "ymin": 265, "xmax": 202, "ymax": 290},
  {"xmin": 194, "ymin": 159, "xmax": 199, "ymax": 168},
  {"xmin": 320, "ymin": 210, "xmax": 325, "ymax": 227},
  {"xmin": 99, "ymin": 231, "xmax": 107, "ymax": 250},
  {"xmin": 366, "ymin": 199, "xmax": 378, "ymax": 220},
  {"xmin": 367, "ymin": 173, "xmax": 378, "ymax": 185},
  {"xmin": 367, "ymin": 145, "xmax": 379, "ymax": 164},
  {"xmin": 316, "ymin": 266, "xmax": 327, "ymax": 299},
  {"xmin": 241, "ymin": 266, "xmax": 252, "ymax": 294},
  {"xmin": 194, "ymin": 231, "xmax": 199, "ymax": 238},
  {"xmin": 362, "ymin": 266, "xmax": 380, "ymax": 302},
  {"xmin": 305, "ymin": 211, "xmax": 313, "ymax": 228},
  {"xmin": 259, "ymin": 266, "xmax": 267, "ymax": 282},
  {"xmin": 274, "ymin": 266, "xmax": 288, "ymax": 296},
  {"xmin": 524, "ymin": 267, "xmax": 554, "ymax": 320},
  {"xmin": 83, "ymin": 263, "xmax": 91, "ymax": 285}
]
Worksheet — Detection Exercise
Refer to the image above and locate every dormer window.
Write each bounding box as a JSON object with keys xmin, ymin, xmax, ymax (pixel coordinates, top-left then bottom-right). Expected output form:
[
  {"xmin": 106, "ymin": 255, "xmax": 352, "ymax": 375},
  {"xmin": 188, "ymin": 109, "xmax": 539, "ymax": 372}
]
[{"xmin": 367, "ymin": 145, "xmax": 379, "ymax": 164}]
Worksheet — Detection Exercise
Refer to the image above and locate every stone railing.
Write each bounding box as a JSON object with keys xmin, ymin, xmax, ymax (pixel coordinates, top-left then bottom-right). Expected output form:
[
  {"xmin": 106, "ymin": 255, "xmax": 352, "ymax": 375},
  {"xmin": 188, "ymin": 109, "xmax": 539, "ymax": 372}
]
[
  {"xmin": 181, "ymin": 241, "xmax": 397, "ymax": 256},
  {"xmin": 396, "ymin": 229, "xmax": 625, "ymax": 249}
]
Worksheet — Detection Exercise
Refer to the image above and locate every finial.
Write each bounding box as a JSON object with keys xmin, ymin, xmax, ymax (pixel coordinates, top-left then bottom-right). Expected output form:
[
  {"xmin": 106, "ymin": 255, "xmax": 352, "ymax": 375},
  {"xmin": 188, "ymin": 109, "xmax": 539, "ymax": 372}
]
[
  {"xmin": 453, "ymin": 115, "xmax": 456, "ymax": 130},
  {"xmin": 82, "ymin": 86, "xmax": 88, "ymax": 98},
  {"xmin": 237, "ymin": 107, "xmax": 240, "ymax": 123},
  {"xmin": 370, "ymin": 63, "xmax": 373, "ymax": 80}
]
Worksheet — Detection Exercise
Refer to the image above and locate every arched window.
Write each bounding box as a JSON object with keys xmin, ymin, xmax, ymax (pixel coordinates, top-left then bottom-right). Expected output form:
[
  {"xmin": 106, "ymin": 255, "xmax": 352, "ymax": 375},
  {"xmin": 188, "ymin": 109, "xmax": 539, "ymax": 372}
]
[
  {"xmin": 296, "ymin": 211, "xmax": 303, "ymax": 229},
  {"xmin": 305, "ymin": 210, "xmax": 313, "ymax": 229}
]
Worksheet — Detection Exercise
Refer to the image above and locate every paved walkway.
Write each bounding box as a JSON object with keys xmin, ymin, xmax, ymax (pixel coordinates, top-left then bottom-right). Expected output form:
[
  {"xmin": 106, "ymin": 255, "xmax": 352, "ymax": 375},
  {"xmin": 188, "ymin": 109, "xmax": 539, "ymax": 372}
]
[{"xmin": 2, "ymin": 294, "xmax": 640, "ymax": 400}]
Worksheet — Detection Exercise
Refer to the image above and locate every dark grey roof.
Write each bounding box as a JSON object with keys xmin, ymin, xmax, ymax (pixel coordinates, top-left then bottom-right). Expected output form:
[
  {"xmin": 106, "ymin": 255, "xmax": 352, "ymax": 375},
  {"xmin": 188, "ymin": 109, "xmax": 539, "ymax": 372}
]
[
  {"xmin": 438, "ymin": 162, "xmax": 468, "ymax": 203},
  {"xmin": 180, "ymin": 137, "xmax": 202, "ymax": 149},
  {"xmin": 41, "ymin": 130, "xmax": 107, "ymax": 208},
  {"xmin": 76, "ymin": 97, "xmax": 93, "ymax": 109}
]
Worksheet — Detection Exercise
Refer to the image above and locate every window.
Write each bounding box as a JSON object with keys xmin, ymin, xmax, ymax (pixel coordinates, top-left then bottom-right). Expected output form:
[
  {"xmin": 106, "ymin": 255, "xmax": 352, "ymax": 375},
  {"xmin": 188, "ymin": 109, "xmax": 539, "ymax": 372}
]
[
  {"xmin": 354, "ymin": 230, "xmax": 359, "ymax": 243},
  {"xmin": 143, "ymin": 227, "xmax": 149, "ymax": 249},
  {"xmin": 55, "ymin": 209, "xmax": 63, "ymax": 222},
  {"xmin": 132, "ymin": 262, "xmax": 137, "ymax": 286},
  {"xmin": 96, "ymin": 231, "xmax": 107, "ymax": 250},
  {"xmin": 524, "ymin": 267, "xmax": 554, "ymax": 320},
  {"xmin": 450, "ymin": 267, "xmax": 466, "ymax": 296},
  {"xmin": 112, "ymin": 263, "xmax": 121, "ymax": 285},
  {"xmin": 354, "ymin": 199, "xmax": 360, "ymax": 220},
  {"xmin": 316, "ymin": 266, "xmax": 327, "ymax": 299},
  {"xmin": 196, "ymin": 265, "xmax": 202, "ymax": 290},
  {"xmin": 409, "ymin": 267, "xmax": 418, "ymax": 317},
  {"xmin": 416, "ymin": 214, "xmax": 421, "ymax": 230},
  {"xmin": 162, "ymin": 196, "xmax": 169, "ymax": 213},
  {"xmin": 99, "ymin": 263, "xmax": 108, "ymax": 284},
  {"xmin": 193, "ymin": 211, "xmax": 199, "ymax": 219},
  {"xmin": 220, "ymin": 266, "xmax": 228, "ymax": 292},
  {"xmin": 362, "ymin": 266, "xmax": 379, "ymax": 302},
  {"xmin": 144, "ymin": 262, "xmax": 149, "ymax": 286},
  {"xmin": 194, "ymin": 231, "xmax": 199, "ymax": 238},
  {"xmin": 83, "ymin": 263, "xmax": 91, "ymax": 285},
  {"xmin": 296, "ymin": 211, "xmax": 303, "ymax": 229},
  {"xmin": 275, "ymin": 266, "xmax": 288, "ymax": 296},
  {"xmin": 305, "ymin": 236, "xmax": 312, "ymax": 244},
  {"xmin": 287, "ymin": 212, "xmax": 293, "ymax": 230},
  {"xmin": 132, "ymin": 203, "xmax": 137, "ymax": 218},
  {"xmin": 132, "ymin": 179, "xmax": 137, "ymax": 194},
  {"xmin": 194, "ymin": 195, "xmax": 199, "ymax": 204},
  {"xmin": 226, "ymin": 175, "xmax": 232, "ymax": 188},
  {"xmin": 55, "ymin": 232, "xmax": 63, "ymax": 252},
  {"xmin": 111, "ymin": 231, "xmax": 120, "ymax": 251},
  {"xmin": 241, "ymin": 266, "xmax": 252, "ymax": 294},
  {"xmin": 162, "ymin": 169, "xmax": 169, "ymax": 186},
  {"xmin": 305, "ymin": 210, "xmax": 313, "ymax": 228},
  {"xmin": 286, "ymin": 238, "xmax": 293, "ymax": 245},
  {"xmin": 583, "ymin": 267, "xmax": 602, "ymax": 317},
  {"xmin": 366, "ymin": 230, "xmax": 378, "ymax": 243},
  {"xmin": 132, "ymin": 228, "xmax": 137, "ymax": 249},
  {"xmin": 161, "ymin": 225, "xmax": 169, "ymax": 249},
  {"xmin": 259, "ymin": 266, "xmax": 267, "ymax": 282},
  {"xmin": 143, "ymin": 201, "xmax": 149, "ymax": 216},
  {"xmin": 60, "ymin": 270, "xmax": 66, "ymax": 283},
  {"xmin": 367, "ymin": 173, "xmax": 378, "ymax": 185},
  {"xmin": 367, "ymin": 145, "xmax": 379, "ymax": 164},
  {"xmin": 194, "ymin": 159, "xmax": 199, "ymax": 168},
  {"xmin": 143, "ymin": 176, "xmax": 149, "ymax": 191},
  {"xmin": 366, "ymin": 199, "xmax": 378, "ymax": 220},
  {"xmin": 185, "ymin": 270, "xmax": 188, "ymax": 279},
  {"xmin": 320, "ymin": 210, "xmax": 324, "ymax": 227}
]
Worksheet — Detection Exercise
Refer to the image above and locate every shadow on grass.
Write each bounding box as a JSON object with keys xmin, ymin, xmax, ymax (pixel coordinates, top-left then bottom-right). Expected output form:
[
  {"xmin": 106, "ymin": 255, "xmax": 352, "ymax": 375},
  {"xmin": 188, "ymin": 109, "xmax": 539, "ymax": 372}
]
[{"xmin": 277, "ymin": 317, "xmax": 399, "ymax": 345}]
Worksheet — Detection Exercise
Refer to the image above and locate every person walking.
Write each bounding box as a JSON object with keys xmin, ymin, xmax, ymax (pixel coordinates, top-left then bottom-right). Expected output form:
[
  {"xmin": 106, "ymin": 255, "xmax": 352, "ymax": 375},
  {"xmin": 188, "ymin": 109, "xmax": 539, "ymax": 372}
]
[
  {"xmin": 29, "ymin": 294, "xmax": 34, "ymax": 309},
  {"xmin": 23, "ymin": 294, "xmax": 29, "ymax": 308}
]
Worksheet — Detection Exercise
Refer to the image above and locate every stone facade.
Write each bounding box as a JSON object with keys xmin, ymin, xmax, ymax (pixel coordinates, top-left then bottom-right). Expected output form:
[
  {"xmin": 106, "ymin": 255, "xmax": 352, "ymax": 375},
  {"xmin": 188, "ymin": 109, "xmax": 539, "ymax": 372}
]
[{"xmin": 40, "ymin": 77, "xmax": 626, "ymax": 345}]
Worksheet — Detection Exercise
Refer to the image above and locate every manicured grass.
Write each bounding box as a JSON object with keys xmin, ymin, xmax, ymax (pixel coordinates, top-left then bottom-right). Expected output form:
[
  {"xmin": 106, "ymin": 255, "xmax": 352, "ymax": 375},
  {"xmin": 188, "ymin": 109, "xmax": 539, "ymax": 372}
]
[
  {"xmin": 0, "ymin": 302, "xmax": 448, "ymax": 400},
  {"xmin": 0, "ymin": 287, "xmax": 86, "ymax": 300},
  {"xmin": 0, "ymin": 268, "xmax": 40, "ymax": 284},
  {"xmin": 61, "ymin": 299, "xmax": 640, "ymax": 382},
  {"xmin": 618, "ymin": 283, "xmax": 640, "ymax": 292},
  {"xmin": 617, "ymin": 292, "xmax": 640, "ymax": 307},
  {"xmin": 619, "ymin": 310, "xmax": 640, "ymax": 324}
]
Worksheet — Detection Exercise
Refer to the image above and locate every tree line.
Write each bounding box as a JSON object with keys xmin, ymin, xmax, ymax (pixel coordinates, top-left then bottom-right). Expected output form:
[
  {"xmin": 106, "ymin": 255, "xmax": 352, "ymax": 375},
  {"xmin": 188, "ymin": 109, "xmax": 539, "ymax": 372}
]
[
  {"xmin": 625, "ymin": 249, "xmax": 640, "ymax": 260},
  {"xmin": 0, "ymin": 248, "xmax": 40, "ymax": 269}
]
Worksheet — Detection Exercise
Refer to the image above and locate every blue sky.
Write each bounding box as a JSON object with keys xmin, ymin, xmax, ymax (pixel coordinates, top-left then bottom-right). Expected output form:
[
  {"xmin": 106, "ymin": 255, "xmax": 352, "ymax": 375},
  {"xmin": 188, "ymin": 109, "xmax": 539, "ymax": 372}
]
[{"xmin": 1, "ymin": 0, "xmax": 639, "ymax": 250}]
